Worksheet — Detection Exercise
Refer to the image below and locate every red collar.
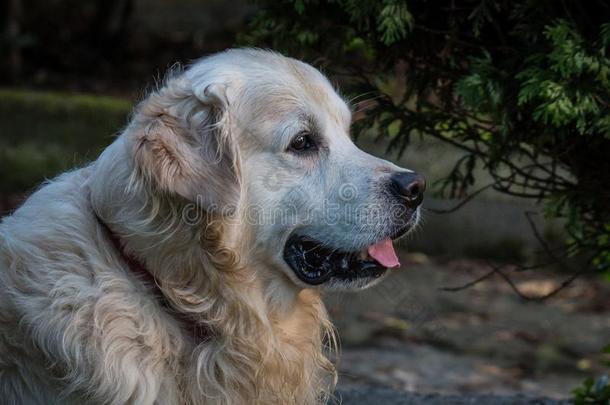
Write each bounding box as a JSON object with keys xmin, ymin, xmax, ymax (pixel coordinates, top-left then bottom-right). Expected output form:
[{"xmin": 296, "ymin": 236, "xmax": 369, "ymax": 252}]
[{"xmin": 95, "ymin": 214, "xmax": 210, "ymax": 342}]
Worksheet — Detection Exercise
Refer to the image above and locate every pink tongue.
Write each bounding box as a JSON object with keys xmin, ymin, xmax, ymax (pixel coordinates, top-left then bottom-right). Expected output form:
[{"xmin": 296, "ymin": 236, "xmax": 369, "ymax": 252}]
[{"xmin": 367, "ymin": 238, "xmax": 400, "ymax": 268}]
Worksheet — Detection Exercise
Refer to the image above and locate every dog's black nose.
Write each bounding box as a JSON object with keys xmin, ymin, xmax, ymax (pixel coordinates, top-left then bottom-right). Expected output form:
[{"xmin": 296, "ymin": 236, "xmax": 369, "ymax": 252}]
[{"xmin": 390, "ymin": 172, "xmax": 426, "ymax": 207}]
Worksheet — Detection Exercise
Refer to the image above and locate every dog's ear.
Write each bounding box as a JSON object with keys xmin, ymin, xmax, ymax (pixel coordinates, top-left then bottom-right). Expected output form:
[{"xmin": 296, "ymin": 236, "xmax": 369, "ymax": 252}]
[{"xmin": 132, "ymin": 81, "xmax": 241, "ymax": 214}]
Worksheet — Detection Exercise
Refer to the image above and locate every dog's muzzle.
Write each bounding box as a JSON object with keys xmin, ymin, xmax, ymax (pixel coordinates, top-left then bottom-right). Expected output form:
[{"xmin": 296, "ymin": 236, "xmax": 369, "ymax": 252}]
[{"xmin": 283, "ymin": 171, "xmax": 426, "ymax": 286}]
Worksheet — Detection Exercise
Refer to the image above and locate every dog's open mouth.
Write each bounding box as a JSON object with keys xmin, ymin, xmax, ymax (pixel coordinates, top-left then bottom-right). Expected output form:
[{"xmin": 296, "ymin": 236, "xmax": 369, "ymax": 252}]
[{"xmin": 283, "ymin": 234, "xmax": 402, "ymax": 285}]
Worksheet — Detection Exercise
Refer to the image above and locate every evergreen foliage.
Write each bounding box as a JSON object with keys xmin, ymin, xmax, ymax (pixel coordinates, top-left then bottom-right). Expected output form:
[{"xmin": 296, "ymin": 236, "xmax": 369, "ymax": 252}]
[{"xmin": 244, "ymin": 0, "xmax": 610, "ymax": 274}]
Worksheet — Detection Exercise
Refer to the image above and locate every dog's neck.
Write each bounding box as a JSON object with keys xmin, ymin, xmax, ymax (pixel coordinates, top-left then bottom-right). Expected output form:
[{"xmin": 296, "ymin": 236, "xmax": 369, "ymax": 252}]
[
  {"xmin": 91, "ymin": 186, "xmax": 334, "ymax": 403},
  {"xmin": 121, "ymin": 215, "xmax": 335, "ymax": 403}
]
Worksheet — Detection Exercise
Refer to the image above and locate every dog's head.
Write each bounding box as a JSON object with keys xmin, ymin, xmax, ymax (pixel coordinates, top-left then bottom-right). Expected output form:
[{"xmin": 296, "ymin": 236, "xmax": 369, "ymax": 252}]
[{"xmin": 129, "ymin": 49, "xmax": 424, "ymax": 291}]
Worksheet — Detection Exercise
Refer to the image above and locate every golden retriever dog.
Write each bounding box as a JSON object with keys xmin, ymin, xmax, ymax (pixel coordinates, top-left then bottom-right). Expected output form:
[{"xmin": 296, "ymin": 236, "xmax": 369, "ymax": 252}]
[{"xmin": 0, "ymin": 49, "xmax": 425, "ymax": 404}]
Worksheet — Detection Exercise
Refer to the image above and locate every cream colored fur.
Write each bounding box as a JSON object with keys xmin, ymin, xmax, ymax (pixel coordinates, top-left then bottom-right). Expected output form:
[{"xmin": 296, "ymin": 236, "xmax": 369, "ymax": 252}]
[{"xmin": 0, "ymin": 49, "xmax": 408, "ymax": 404}]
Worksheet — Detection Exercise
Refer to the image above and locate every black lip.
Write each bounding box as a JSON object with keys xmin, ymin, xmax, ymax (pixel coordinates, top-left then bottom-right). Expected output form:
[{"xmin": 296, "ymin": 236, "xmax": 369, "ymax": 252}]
[
  {"xmin": 389, "ymin": 223, "xmax": 411, "ymax": 240},
  {"xmin": 283, "ymin": 234, "xmax": 389, "ymax": 285}
]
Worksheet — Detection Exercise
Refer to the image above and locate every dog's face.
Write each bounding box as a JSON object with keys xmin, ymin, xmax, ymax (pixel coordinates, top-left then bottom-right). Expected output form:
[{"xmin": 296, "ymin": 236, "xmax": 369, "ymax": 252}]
[
  {"xmin": 236, "ymin": 63, "xmax": 424, "ymax": 290},
  {"xmin": 134, "ymin": 50, "xmax": 424, "ymax": 291}
]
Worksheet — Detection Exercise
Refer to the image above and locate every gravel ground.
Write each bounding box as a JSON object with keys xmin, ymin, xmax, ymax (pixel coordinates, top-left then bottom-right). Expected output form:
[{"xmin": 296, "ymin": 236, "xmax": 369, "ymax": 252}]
[
  {"xmin": 336, "ymin": 388, "xmax": 571, "ymax": 405},
  {"xmin": 325, "ymin": 254, "xmax": 610, "ymax": 399}
]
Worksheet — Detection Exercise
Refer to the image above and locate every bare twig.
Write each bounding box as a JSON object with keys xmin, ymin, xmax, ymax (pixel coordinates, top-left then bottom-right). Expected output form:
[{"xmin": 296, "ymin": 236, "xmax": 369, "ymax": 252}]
[
  {"xmin": 439, "ymin": 259, "xmax": 594, "ymax": 301},
  {"xmin": 428, "ymin": 183, "xmax": 494, "ymax": 214},
  {"xmin": 439, "ymin": 267, "xmax": 498, "ymax": 292}
]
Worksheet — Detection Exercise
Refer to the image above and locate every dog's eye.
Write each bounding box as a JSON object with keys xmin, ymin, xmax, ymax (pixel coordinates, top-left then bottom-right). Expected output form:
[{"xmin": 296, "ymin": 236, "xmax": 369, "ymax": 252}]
[{"xmin": 289, "ymin": 133, "xmax": 316, "ymax": 153}]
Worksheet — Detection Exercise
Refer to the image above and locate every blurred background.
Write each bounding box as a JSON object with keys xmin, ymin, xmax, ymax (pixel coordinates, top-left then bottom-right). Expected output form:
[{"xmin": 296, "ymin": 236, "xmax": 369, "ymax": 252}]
[{"xmin": 1, "ymin": 1, "xmax": 609, "ymax": 402}]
